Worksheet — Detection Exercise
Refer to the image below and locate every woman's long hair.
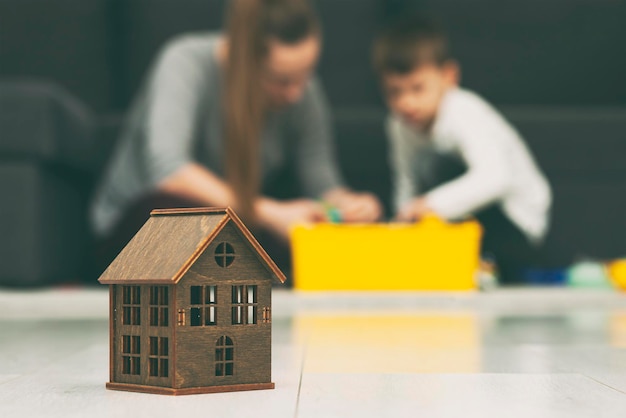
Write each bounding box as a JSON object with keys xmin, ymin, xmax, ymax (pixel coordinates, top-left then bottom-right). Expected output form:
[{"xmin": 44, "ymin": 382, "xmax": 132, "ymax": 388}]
[{"xmin": 223, "ymin": 0, "xmax": 319, "ymax": 222}]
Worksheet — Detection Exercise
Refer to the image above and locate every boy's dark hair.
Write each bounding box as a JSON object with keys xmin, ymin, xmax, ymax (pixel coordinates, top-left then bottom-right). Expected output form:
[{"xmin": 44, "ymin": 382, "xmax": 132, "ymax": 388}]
[{"xmin": 373, "ymin": 15, "xmax": 451, "ymax": 75}]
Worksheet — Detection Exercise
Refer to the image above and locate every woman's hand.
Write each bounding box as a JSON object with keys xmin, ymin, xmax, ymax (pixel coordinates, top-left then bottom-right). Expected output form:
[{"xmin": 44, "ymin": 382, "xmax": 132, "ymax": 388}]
[
  {"xmin": 323, "ymin": 188, "xmax": 382, "ymax": 223},
  {"xmin": 255, "ymin": 198, "xmax": 327, "ymax": 240}
]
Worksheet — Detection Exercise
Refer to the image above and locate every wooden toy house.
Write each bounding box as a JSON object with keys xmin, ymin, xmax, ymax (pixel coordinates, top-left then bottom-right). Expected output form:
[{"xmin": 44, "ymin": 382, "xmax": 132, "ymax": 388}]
[{"xmin": 98, "ymin": 207, "xmax": 285, "ymax": 395}]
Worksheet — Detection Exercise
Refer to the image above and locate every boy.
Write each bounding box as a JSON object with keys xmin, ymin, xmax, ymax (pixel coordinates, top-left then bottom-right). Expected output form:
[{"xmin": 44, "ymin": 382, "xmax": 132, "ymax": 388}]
[{"xmin": 373, "ymin": 16, "xmax": 551, "ymax": 283}]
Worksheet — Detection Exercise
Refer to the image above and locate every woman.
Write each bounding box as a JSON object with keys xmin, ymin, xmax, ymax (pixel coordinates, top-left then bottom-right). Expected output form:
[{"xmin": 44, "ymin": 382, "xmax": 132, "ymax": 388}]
[{"xmin": 91, "ymin": 0, "xmax": 382, "ymax": 273}]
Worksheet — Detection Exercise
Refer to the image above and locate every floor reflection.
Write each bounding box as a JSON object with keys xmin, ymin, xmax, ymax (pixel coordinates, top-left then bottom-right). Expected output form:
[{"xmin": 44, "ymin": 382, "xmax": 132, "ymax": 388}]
[
  {"xmin": 292, "ymin": 311, "xmax": 480, "ymax": 373},
  {"xmin": 483, "ymin": 313, "xmax": 611, "ymax": 345},
  {"xmin": 290, "ymin": 308, "xmax": 626, "ymax": 375},
  {"xmin": 611, "ymin": 311, "xmax": 626, "ymax": 348}
]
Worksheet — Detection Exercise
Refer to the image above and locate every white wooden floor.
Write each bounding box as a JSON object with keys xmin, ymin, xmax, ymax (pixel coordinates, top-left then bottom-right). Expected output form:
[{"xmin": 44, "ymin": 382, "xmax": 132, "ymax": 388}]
[{"xmin": 1, "ymin": 287, "xmax": 625, "ymax": 417}]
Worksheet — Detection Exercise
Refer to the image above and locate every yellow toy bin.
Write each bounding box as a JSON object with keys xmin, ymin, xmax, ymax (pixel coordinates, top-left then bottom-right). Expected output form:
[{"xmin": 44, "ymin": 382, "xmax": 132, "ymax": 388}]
[
  {"xmin": 608, "ymin": 259, "xmax": 626, "ymax": 290},
  {"xmin": 291, "ymin": 216, "xmax": 482, "ymax": 291}
]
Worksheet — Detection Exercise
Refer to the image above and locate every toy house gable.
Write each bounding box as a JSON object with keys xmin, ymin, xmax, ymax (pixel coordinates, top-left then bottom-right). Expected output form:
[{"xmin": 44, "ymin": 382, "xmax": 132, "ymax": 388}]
[
  {"xmin": 98, "ymin": 207, "xmax": 284, "ymax": 395},
  {"xmin": 185, "ymin": 220, "xmax": 277, "ymax": 284},
  {"xmin": 98, "ymin": 207, "xmax": 285, "ymax": 285}
]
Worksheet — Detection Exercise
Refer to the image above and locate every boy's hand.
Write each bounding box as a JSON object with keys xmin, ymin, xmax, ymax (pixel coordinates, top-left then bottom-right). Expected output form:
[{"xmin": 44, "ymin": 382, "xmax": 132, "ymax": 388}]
[{"xmin": 396, "ymin": 197, "xmax": 433, "ymax": 222}]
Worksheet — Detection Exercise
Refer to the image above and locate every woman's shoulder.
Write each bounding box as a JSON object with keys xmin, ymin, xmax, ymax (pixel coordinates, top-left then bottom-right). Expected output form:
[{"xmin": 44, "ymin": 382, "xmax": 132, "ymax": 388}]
[{"xmin": 142, "ymin": 31, "xmax": 223, "ymax": 95}]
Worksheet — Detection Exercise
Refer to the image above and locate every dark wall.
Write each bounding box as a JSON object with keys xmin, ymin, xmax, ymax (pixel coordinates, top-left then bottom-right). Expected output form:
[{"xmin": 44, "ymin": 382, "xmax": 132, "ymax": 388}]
[
  {"xmin": 386, "ymin": 0, "xmax": 626, "ymax": 106},
  {"xmin": 503, "ymin": 108, "xmax": 626, "ymax": 262},
  {"xmin": 2, "ymin": 0, "xmax": 625, "ymax": 112},
  {"xmin": 115, "ymin": 0, "xmax": 228, "ymax": 109},
  {"xmin": 0, "ymin": 0, "xmax": 117, "ymax": 111}
]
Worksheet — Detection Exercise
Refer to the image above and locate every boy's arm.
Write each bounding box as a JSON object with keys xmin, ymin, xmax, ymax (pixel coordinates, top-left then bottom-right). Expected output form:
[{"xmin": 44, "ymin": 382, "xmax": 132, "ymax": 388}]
[{"xmin": 424, "ymin": 123, "xmax": 513, "ymax": 219}]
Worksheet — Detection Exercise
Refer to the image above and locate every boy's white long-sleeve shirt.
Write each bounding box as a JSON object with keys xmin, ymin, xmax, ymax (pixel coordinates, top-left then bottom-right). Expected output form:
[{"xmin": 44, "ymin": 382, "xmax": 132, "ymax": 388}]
[{"xmin": 388, "ymin": 87, "xmax": 552, "ymax": 243}]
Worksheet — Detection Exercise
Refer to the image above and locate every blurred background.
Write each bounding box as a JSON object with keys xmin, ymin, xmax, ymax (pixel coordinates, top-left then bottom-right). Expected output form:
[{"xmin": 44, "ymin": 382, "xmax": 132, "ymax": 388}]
[{"xmin": 1, "ymin": 0, "xmax": 625, "ymax": 286}]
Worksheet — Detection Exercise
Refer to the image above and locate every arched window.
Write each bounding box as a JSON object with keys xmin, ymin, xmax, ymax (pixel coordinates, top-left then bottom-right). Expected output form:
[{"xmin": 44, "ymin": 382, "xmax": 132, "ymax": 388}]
[
  {"xmin": 214, "ymin": 242, "xmax": 235, "ymax": 267},
  {"xmin": 215, "ymin": 336, "xmax": 234, "ymax": 376}
]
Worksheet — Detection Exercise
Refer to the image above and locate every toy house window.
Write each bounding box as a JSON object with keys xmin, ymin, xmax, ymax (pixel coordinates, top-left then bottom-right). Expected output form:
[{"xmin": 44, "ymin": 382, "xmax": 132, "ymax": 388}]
[
  {"xmin": 215, "ymin": 336, "xmax": 234, "ymax": 376},
  {"xmin": 149, "ymin": 337, "xmax": 169, "ymax": 378},
  {"xmin": 122, "ymin": 335, "xmax": 141, "ymax": 375},
  {"xmin": 190, "ymin": 285, "xmax": 217, "ymax": 326},
  {"xmin": 149, "ymin": 286, "xmax": 169, "ymax": 327},
  {"xmin": 215, "ymin": 242, "xmax": 235, "ymax": 267},
  {"xmin": 122, "ymin": 286, "xmax": 141, "ymax": 325},
  {"xmin": 231, "ymin": 285, "xmax": 257, "ymax": 325}
]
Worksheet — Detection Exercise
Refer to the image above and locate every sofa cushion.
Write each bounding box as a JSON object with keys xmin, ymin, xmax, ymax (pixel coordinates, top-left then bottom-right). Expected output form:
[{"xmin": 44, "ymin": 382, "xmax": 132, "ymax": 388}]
[
  {"xmin": 0, "ymin": 163, "xmax": 89, "ymax": 285},
  {"xmin": 0, "ymin": 80, "xmax": 95, "ymax": 171}
]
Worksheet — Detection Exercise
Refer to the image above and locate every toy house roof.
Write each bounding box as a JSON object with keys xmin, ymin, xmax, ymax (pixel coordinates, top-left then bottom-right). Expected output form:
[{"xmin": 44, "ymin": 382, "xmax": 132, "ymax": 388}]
[{"xmin": 98, "ymin": 207, "xmax": 286, "ymax": 285}]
